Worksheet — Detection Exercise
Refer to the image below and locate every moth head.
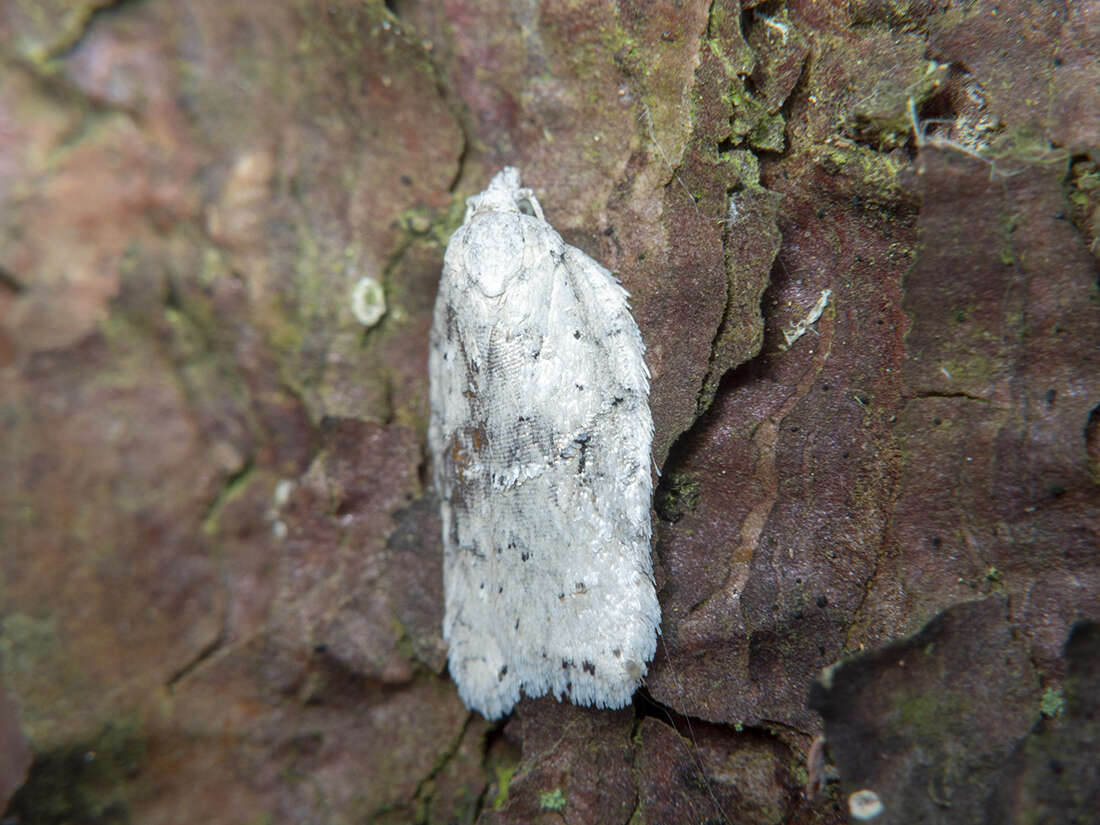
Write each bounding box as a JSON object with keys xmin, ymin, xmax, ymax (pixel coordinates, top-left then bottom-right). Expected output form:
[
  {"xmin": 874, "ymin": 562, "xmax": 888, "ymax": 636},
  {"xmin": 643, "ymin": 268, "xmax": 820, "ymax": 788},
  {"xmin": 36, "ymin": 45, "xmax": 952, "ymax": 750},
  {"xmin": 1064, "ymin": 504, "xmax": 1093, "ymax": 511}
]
[{"xmin": 464, "ymin": 167, "xmax": 544, "ymax": 222}]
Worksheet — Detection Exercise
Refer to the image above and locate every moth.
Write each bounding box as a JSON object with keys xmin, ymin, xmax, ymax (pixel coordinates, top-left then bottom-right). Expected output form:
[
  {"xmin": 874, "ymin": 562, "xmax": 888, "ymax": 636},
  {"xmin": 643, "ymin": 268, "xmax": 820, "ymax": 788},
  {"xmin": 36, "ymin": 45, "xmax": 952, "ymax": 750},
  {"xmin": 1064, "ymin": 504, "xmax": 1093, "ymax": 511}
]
[{"xmin": 428, "ymin": 168, "xmax": 658, "ymax": 719}]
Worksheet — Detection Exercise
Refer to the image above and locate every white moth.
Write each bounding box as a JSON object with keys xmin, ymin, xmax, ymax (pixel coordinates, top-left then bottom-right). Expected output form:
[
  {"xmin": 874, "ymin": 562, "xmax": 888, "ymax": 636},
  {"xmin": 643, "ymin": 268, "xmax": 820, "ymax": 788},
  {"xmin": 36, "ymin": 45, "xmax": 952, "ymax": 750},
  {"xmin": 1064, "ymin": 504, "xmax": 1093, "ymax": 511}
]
[{"xmin": 428, "ymin": 168, "xmax": 658, "ymax": 720}]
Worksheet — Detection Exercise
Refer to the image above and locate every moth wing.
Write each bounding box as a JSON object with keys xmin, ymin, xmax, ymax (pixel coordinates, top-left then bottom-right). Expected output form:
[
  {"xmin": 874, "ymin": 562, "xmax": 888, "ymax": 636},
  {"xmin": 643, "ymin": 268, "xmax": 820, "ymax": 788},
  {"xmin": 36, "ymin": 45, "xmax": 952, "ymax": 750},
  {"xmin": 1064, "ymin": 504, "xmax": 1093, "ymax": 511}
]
[{"xmin": 465, "ymin": 243, "xmax": 657, "ymax": 713}]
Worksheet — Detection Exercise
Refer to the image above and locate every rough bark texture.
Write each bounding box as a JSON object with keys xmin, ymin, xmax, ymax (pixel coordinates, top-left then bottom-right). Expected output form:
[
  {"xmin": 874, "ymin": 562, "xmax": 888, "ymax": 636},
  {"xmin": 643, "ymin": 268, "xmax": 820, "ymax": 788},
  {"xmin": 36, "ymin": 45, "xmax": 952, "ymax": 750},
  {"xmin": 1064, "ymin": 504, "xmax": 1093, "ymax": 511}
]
[{"xmin": 0, "ymin": 1, "xmax": 1097, "ymax": 823}]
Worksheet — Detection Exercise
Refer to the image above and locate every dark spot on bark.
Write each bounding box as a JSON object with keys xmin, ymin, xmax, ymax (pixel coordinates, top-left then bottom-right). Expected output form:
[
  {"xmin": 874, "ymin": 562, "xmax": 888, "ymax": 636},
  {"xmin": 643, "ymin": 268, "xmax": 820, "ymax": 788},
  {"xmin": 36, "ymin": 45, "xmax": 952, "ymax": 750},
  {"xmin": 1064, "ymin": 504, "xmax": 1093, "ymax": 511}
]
[{"xmin": 655, "ymin": 472, "xmax": 701, "ymax": 523}]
